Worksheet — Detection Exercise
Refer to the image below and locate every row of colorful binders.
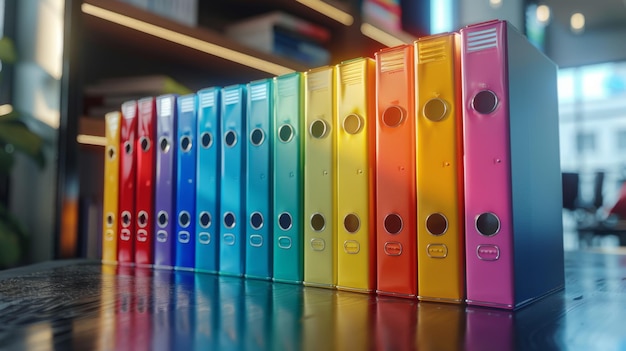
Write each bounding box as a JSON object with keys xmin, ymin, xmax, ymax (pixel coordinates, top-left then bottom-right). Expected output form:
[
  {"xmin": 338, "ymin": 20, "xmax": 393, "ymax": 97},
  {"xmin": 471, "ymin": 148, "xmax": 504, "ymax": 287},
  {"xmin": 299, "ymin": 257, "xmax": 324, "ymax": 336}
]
[{"xmin": 101, "ymin": 20, "xmax": 565, "ymax": 310}]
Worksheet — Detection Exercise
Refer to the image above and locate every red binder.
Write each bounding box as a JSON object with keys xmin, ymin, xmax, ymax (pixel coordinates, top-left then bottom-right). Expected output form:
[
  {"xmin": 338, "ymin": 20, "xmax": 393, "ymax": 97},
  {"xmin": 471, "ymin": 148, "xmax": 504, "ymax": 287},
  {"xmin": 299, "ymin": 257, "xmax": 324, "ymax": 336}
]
[
  {"xmin": 135, "ymin": 97, "xmax": 156, "ymax": 266},
  {"xmin": 118, "ymin": 100, "xmax": 138, "ymax": 264}
]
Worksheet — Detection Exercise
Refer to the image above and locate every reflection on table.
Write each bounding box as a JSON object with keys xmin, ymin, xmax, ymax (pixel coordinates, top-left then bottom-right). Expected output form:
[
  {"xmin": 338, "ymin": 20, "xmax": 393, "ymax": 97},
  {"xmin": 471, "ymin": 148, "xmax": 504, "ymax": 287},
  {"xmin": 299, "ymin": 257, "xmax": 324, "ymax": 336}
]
[{"xmin": 1, "ymin": 251, "xmax": 626, "ymax": 350}]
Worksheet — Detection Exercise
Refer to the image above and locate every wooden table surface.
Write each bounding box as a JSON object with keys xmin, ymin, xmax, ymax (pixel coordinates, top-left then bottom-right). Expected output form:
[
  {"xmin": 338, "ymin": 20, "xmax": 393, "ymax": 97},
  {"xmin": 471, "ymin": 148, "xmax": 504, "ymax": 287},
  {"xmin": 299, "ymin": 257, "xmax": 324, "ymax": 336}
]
[{"xmin": 0, "ymin": 250, "xmax": 625, "ymax": 350}]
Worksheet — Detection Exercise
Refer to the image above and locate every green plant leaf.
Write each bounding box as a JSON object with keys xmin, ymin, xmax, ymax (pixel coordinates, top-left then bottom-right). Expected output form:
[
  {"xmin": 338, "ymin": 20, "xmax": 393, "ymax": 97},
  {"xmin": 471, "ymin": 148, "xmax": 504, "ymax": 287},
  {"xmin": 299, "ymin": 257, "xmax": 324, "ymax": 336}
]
[
  {"xmin": 0, "ymin": 218, "xmax": 22, "ymax": 269},
  {"xmin": 0, "ymin": 110, "xmax": 20, "ymax": 123},
  {"xmin": 0, "ymin": 120, "xmax": 46, "ymax": 169},
  {"xmin": 0, "ymin": 147, "xmax": 15, "ymax": 174},
  {"xmin": 0, "ymin": 37, "xmax": 17, "ymax": 63}
]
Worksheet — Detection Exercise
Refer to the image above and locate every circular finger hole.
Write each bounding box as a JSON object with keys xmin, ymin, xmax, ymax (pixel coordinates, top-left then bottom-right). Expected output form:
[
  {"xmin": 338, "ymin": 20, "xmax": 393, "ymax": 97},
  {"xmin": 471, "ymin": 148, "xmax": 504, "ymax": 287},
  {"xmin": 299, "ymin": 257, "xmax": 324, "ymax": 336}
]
[
  {"xmin": 107, "ymin": 146, "xmax": 116, "ymax": 160},
  {"xmin": 384, "ymin": 213, "xmax": 403, "ymax": 234},
  {"xmin": 140, "ymin": 136, "xmax": 150, "ymax": 151},
  {"xmin": 382, "ymin": 105, "xmax": 405, "ymax": 127},
  {"xmin": 159, "ymin": 137, "xmax": 170, "ymax": 153},
  {"xmin": 344, "ymin": 213, "xmax": 361, "ymax": 233},
  {"xmin": 199, "ymin": 211, "xmax": 211, "ymax": 229},
  {"xmin": 472, "ymin": 90, "xmax": 498, "ymax": 114},
  {"xmin": 201, "ymin": 132, "xmax": 213, "ymax": 148},
  {"xmin": 310, "ymin": 213, "xmax": 326, "ymax": 232},
  {"xmin": 278, "ymin": 124, "xmax": 294, "ymax": 143},
  {"xmin": 137, "ymin": 211, "xmax": 148, "ymax": 228},
  {"xmin": 343, "ymin": 114, "xmax": 363, "ymax": 134},
  {"xmin": 426, "ymin": 213, "xmax": 448, "ymax": 235},
  {"xmin": 180, "ymin": 136, "xmax": 192, "ymax": 152},
  {"xmin": 124, "ymin": 141, "xmax": 132, "ymax": 155},
  {"xmin": 475, "ymin": 212, "xmax": 500, "ymax": 236},
  {"xmin": 310, "ymin": 120, "xmax": 328, "ymax": 139},
  {"xmin": 106, "ymin": 213, "xmax": 114, "ymax": 227},
  {"xmin": 157, "ymin": 211, "xmax": 168, "ymax": 228},
  {"xmin": 224, "ymin": 130, "xmax": 237, "ymax": 147},
  {"xmin": 250, "ymin": 212, "xmax": 264, "ymax": 230},
  {"xmin": 278, "ymin": 212, "xmax": 292, "ymax": 231},
  {"xmin": 424, "ymin": 98, "xmax": 448, "ymax": 122},
  {"xmin": 224, "ymin": 212, "xmax": 236, "ymax": 229},
  {"xmin": 178, "ymin": 211, "xmax": 190, "ymax": 228},
  {"xmin": 121, "ymin": 211, "xmax": 131, "ymax": 227},
  {"xmin": 250, "ymin": 128, "xmax": 265, "ymax": 146}
]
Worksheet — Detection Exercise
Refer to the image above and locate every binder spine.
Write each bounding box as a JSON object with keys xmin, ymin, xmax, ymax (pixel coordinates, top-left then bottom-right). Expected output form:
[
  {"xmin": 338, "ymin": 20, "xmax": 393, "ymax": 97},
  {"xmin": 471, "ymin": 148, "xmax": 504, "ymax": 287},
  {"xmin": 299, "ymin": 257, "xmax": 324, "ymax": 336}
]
[
  {"xmin": 135, "ymin": 97, "xmax": 156, "ymax": 266},
  {"xmin": 416, "ymin": 33, "xmax": 465, "ymax": 302},
  {"xmin": 245, "ymin": 79, "xmax": 273, "ymax": 280},
  {"xmin": 175, "ymin": 94, "xmax": 198, "ymax": 270},
  {"xmin": 154, "ymin": 95, "xmax": 177, "ymax": 268},
  {"xmin": 118, "ymin": 100, "xmax": 138, "ymax": 265},
  {"xmin": 303, "ymin": 66, "xmax": 335, "ymax": 287},
  {"xmin": 335, "ymin": 58, "xmax": 376, "ymax": 292},
  {"xmin": 220, "ymin": 85, "xmax": 247, "ymax": 276},
  {"xmin": 374, "ymin": 44, "xmax": 417, "ymax": 297},
  {"xmin": 196, "ymin": 87, "xmax": 221, "ymax": 273},
  {"xmin": 461, "ymin": 21, "xmax": 514, "ymax": 307},
  {"xmin": 102, "ymin": 111, "xmax": 121, "ymax": 264},
  {"xmin": 272, "ymin": 72, "xmax": 304, "ymax": 283}
]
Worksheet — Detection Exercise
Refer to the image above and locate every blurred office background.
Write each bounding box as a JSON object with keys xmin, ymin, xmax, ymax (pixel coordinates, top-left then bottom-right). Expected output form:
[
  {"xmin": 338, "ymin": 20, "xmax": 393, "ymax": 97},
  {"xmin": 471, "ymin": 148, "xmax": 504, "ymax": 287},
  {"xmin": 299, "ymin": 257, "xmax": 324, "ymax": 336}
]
[{"xmin": 1, "ymin": 0, "xmax": 625, "ymax": 268}]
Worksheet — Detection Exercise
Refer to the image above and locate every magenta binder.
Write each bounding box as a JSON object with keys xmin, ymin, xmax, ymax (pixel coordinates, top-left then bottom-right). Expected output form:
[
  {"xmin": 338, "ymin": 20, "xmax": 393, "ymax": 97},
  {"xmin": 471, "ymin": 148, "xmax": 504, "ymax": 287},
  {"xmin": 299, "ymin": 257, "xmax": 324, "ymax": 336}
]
[{"xmin": 461, "ymin": 20, "xmax": 564, "ymax": 309}]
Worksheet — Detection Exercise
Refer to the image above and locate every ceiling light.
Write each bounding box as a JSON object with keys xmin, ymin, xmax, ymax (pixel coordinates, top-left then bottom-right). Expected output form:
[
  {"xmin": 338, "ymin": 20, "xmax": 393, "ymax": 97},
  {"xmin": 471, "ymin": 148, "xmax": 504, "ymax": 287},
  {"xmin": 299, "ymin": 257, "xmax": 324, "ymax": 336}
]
[
  {"xmin": 570, "ymin": 13, "xmax": 585, "ymax": 34},
  {"xmin": 536, "ymin": 5, "xmax": 551, "ymax": 24}
]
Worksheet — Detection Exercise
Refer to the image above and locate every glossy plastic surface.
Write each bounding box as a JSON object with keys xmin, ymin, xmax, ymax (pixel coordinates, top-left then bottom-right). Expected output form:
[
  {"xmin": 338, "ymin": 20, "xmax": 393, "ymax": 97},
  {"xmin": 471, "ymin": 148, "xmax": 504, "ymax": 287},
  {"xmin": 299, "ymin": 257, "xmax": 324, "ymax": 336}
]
[
  {"xmin": 461, "ymin": 20, "xmax": 514, "ymax": 308},
  {"xmin": 118, "ymin": 100, "xmax": 138, "ymax": 265},
  {"xmin": 102, "ymin": 112, "xmax": 121, "ymax": 264},
  {"xmin": 335, "ymin": 58, "xmax": 377, "ymax": 292},
  {"xmin": 196, "ymin": 87, "xmax": 221, "ymax": 273},
  {"xmin": 220, "ymin": 85, "xmax": 247, "ymax": 276},
  {"xmin": 272, "ymin": 72, "xmax": 304, "ymax": 283},
  {"xmin": 303, "ymin": 66, "xmax": 336, "ymax": 287},
  {"xmin": 154, "ymin": 95, "xmax": 177, "ymax": 268},
  {"xmin": 135, "ymin": 97, "xmax": 156, "ymax": 266},
  {"xmin": 245, "ymin": 79, "xmax": 273, "ymax": 280},
  {"xmin": 415, "ymin": 33, "xmax": 465, "ymax": 302},
  {"xmin": 0, "ymin": 251, "xmax": 612, "ymax": 350},
  {"xmin": 175, "ymin": 94, "xmax": 198, "ymax": 270},
  {"xmin": 374, "ymin": 44, "xmax": 418, "ymax": 297}
]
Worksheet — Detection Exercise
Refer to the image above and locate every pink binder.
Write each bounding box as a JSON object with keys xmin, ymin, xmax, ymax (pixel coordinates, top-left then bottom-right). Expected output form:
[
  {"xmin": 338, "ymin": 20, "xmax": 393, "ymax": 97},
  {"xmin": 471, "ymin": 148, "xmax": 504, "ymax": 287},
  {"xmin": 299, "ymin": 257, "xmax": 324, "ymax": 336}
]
[{"xmin": 461, "ymin": 20, "xmax": 564, "ymax": 309}]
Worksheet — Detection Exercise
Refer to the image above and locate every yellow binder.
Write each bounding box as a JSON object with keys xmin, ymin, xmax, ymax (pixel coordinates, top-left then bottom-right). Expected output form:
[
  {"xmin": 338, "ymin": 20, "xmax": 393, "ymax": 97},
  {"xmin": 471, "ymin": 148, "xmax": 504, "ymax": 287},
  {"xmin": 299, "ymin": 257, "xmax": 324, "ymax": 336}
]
[
  {"xmin": 303, "ymin": 65, "xmax": 336, "ymax": 288},
  {"xmin": 102, "ymin": 111, "xmax": 121, "ymax": 264},
  {"xmin": 335, "ymin": 57, "xmax": 376, "ymax": 292},
  {"xmin": 415, "ymin": 32, "xmax": 465, "ymax": 302}
]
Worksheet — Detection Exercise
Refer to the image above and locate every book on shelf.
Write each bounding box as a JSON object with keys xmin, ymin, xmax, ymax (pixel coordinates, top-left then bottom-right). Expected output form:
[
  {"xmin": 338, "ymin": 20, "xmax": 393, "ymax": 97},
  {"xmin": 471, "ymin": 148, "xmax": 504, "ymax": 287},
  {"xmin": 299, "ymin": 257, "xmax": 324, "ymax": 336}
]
[
  {"xmin": 226, "ymin": 11, "xmax": 330, "ymax": 44},
  {"xmin": 116, "ymin": 0, "xmax": 199, "ymax": 27},
  {"xmin": 226, "ymin": 11, "xmax": 331, "ymax": 67}
]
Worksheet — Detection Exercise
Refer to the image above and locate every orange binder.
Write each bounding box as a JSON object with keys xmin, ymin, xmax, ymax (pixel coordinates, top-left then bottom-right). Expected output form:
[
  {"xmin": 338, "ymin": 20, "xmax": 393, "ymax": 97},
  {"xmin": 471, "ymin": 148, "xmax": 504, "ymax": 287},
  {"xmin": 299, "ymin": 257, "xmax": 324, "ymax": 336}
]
[{"xmin": 374, "ymin": 44, "xmax": 417, "ymax": 297}]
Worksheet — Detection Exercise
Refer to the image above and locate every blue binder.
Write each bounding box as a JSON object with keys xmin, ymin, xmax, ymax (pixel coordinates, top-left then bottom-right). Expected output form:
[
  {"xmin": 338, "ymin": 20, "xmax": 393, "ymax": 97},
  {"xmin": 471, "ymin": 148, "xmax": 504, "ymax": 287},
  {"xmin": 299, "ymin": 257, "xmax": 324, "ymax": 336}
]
[
  {"xmin": 195, "ymin": 87, "xmax": 221, "ymax": 273},
  {"xmin": 245, "ymin": 78, "xmax": 273, "ymax": 280},
  {"xmin": 175, "ymin": 94, "xmax": 197, "ymax": 270},
  {"xmin": 272, "ymin": 72, "xmax": 304, "ymax": 283},
  {"xmin": 219, "ymin": 84, "xmax": 247, "ymax": 276}
]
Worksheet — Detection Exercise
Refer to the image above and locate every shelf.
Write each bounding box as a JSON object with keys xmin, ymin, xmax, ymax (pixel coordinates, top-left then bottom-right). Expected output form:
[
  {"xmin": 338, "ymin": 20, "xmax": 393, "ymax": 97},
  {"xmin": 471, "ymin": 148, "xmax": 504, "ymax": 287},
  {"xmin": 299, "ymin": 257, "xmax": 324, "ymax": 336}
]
[{"xmin": 81, "ymin": 0, "xmax": 310, "ymax": 88}]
